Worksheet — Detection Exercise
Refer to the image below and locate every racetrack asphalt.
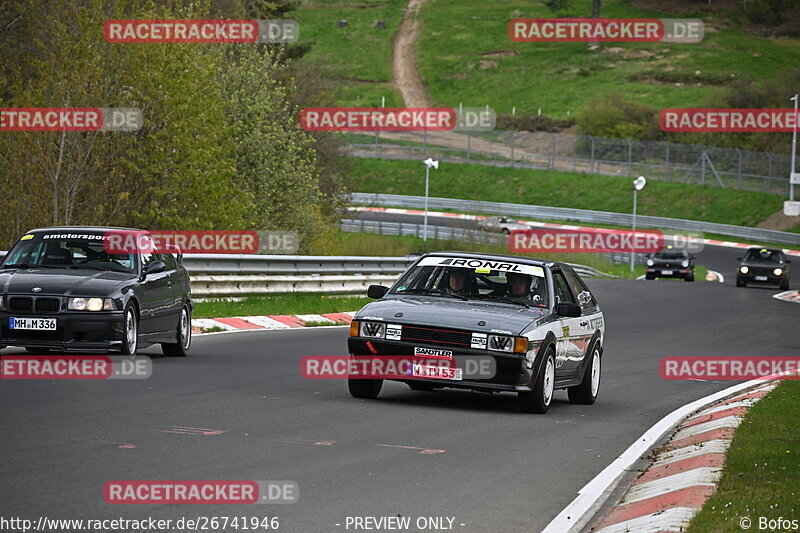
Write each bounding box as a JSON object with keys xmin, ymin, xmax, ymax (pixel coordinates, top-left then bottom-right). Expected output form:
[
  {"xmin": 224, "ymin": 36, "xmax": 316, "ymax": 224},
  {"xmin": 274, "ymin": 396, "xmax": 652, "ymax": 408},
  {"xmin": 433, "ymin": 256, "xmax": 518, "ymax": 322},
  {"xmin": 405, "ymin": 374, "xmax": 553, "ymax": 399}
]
[{"xmin": 1, "ymin": 276, "xmax": 797, "ymax": 532}]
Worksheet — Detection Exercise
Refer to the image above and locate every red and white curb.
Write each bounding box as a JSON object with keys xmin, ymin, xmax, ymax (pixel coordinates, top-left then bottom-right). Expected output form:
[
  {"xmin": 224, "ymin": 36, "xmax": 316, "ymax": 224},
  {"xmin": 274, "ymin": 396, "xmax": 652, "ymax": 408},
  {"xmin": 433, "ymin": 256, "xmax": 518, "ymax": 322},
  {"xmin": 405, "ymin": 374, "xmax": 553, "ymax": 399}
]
[
  {"xmin": 192, "ymin": 312, "xmax": 355, "ymax": 333},
  {"xmin": 541, "ymin": 376, "xmax": 792, "ymax": 533},
  {"xmin": 591, "ymin": 382, "xmax": 777, "ymax": 533},
  {"xmin": 350, "ymin": 207, "xmax": 800, "ymax": 257},
  {"xmin": 773, "ymin": 290, "xmax": 800, "ymax": 303},
  {"xmin": 705, "ymin": 270, "xmax": 724, "ymax": 283}
]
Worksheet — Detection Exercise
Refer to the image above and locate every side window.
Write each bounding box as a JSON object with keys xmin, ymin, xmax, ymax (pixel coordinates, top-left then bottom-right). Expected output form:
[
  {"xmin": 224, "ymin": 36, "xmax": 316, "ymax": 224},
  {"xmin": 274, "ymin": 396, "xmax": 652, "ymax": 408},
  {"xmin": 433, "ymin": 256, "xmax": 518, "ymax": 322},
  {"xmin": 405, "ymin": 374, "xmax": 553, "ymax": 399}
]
[
  {"xmin": 563, "ymin": 267, "xmax": 597, "ymax": 311},
  {"xmin": 552, "ymin": 271, "xmax": 574, "ymax": 305},
  {"xmin": 139, "ymin": 236, "xmax": 156, "ymax": 270},
  {"xmin": 159, "ymin": 252, "xmax": 177, "ymax": 271}
]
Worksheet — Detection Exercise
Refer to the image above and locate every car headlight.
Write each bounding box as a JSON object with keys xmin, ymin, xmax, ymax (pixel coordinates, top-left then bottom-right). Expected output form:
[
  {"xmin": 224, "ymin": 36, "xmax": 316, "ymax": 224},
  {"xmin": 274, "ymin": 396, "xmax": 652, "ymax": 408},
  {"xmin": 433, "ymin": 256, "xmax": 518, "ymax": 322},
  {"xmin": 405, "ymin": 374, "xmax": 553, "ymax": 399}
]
[
  {"xmin": 359, "ymin": 321, "xmax": 385, "ymax": 338},
  {"xmin": 774, "ymin": 268, "xmax": 783, "ymax": 276},
  {"xmin": 68, "ymin": 297, "xmax": 116, "ymax": 311},
  {"xmin": 646, "ymin": 259, "xmax": 654, "ymax": 267},
  {"xmin": 682, "ymin": 260, "xmax": 689, "ymax": 268},
  {"xmin": 489, "ymin": 335, "xmax": 513, "ymax": 352},
  {"xmin": 740, "ymin": 266, "xmax": 749, "ymax": 274}
]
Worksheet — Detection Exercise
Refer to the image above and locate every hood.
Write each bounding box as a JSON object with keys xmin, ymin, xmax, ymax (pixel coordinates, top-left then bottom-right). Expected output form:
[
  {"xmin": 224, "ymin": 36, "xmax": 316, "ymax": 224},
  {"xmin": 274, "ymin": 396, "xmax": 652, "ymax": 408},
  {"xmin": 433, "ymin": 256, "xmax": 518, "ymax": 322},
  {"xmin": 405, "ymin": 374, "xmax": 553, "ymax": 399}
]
[
  {"xmin": 0, "ymin": 268, "xmax": 135, "ymax": 297},
  {"xmin": 739, "ymin": 259, "xmax": 784, "ymax": 269},
  {"xmin": 355, "ymin": 296, "xmax": 547, "ymax": 336}
]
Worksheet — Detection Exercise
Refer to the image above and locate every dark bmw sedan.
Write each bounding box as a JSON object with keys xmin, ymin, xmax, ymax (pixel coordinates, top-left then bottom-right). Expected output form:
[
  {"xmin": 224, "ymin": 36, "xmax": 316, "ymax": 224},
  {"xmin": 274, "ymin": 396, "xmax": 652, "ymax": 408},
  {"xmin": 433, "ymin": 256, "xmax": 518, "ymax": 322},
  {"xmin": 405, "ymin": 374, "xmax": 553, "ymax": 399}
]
[{"xmin": 0, "ymin": 227, "xmax": 192, "ymax": 355}]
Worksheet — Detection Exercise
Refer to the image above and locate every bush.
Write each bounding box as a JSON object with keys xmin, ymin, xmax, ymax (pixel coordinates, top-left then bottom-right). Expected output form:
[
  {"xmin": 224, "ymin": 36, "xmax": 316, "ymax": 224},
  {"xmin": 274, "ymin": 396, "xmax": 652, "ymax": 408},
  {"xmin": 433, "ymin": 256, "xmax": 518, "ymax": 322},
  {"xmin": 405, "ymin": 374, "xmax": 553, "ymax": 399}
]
[{"xmin": 576, "ymin": 94, "xmax": 662, "ymax": 140}]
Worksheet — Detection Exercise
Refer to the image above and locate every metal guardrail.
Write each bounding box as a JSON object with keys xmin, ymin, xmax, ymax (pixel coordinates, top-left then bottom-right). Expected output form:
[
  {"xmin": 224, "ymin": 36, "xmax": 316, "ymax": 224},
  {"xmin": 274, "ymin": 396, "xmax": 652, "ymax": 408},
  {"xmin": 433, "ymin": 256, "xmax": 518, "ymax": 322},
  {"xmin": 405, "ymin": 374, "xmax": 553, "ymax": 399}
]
[
  {"xmin": 0, "ymin": 250, "xmax": 614, "ymax": 297},
  {"xmin": 338, "ymin": 220, "xmax": 618, "ymax": 279},
  {"xmin": 350, "ymin": 193, "xmax": 800, "ymax": 246}
]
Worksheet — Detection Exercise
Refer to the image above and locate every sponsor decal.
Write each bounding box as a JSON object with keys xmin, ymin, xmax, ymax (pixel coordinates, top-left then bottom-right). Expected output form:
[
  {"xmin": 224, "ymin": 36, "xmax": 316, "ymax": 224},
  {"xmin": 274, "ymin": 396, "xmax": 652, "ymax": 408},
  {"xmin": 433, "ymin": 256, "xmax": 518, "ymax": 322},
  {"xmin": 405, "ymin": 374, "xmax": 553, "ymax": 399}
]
[
  {"xmin": 103, "ymin": 19, "xmax": 298, "ymax": 44},
  {"xmin": 386, "ymin": 324, "xmax": 403, "ymax": 341},
  {"xmin": 104, "ymin": 480, "xmax": 297, "ymax": 504},
  {"xmin": 561, "ymin": 326, "xmax": 570, "ymax": 338},
  {"xmin": 1, "ymin": 107, "xmax": 142, "ymax": 132},
  {"xmin": 660, "ymin": 357, "xmax": 800, "ymax": 380},
  {"xmin": 419, "ymin": 256, "xmax": 545, "ymax": 277},
  {"xmin": 509, "ymin": 18, "xmax": 703, "ymax": 43},
  {"xmin": 470, "ymin": 332, "xmax": 488, "ymax": 350},
  {"xmin": 414, "ymin": 346, "xmax": 453, "ymax": 359},
  {"xmin": 299, "ymin": 107, "xmax": 457, "ymax": 132},
  {"xmin": 660, "ymin": 108, "xmax": 800, "ymax": 132}
]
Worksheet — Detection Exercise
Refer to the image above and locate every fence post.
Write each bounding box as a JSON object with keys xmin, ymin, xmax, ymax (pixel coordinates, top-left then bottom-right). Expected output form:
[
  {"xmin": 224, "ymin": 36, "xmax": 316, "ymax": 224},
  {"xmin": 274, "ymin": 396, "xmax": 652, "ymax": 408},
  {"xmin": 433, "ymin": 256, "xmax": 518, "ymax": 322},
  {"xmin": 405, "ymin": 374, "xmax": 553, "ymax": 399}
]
[
  {"xmin": 736, "ymin": 148, "xmax": 743, "ymax": 188},
  {"xmin": 589, "ymin": 135, "xmax": 595, "ymax": 173},
  {"xmin": 550, "ymin": 133, "xmax": 556, "ymax": 169},
  {"xmin": 467, "ymin": 132, "xmax": 472, "ymax": 161},
  {"xmin": 510, "ymin": 130, "xmax": 515, "ymax": 166},
  {"xmin": 424, "ymin": 128, "xmax": 428, "ymax": 156},
  {"xmin": 627, "ymin": 139, "xmax": 633, "ymax": 177},
  {"xmin": 664, "ymin": 142, "xmax": 670, "ymax": 181},
  {"xmin": 378, "ymin": 220, "xmax": 383, "ymax": 235}
]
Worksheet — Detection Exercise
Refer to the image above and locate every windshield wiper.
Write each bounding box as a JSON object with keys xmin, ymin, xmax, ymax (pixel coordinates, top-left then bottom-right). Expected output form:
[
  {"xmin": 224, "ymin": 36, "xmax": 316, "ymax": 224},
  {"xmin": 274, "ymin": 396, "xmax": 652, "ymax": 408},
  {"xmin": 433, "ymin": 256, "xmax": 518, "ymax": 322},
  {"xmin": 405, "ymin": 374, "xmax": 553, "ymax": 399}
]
[
  {"xmin": 2, "ymin": 263, "xmax": 63, "ymax": 269},
  {"xmin": 397, "ymin": 288, "xmax": 468, "ymax": 300}
]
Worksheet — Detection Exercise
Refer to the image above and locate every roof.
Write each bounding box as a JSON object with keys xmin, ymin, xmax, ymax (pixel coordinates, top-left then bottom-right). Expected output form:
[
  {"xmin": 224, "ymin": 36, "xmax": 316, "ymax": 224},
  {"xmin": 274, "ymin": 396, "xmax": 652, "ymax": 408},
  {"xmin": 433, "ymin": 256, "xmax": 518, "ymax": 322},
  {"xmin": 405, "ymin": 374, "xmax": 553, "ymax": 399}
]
[
  {"xmin": 422, "ymin": 250, "xmax": 566, "ymax": 268},
  {"xmin": 25, "ymin": 226, "xmax": 146, "ymax": 233}
]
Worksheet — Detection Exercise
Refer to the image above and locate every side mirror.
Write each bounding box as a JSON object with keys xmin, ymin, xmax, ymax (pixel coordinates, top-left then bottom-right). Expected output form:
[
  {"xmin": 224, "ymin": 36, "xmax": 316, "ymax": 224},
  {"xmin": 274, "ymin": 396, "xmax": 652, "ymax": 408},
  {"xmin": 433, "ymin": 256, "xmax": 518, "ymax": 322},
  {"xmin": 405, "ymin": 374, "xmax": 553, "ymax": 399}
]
[
  {"xmin": 556, "ymin": 302, "xmax": 581, "ymax": 317},
  {"xmin": 367, "ymin": 285, "xmax": 389, "ymax": 299},
  {"xmin": 143, "ymin": 260, "xmax": 165, "ymax": 276}
]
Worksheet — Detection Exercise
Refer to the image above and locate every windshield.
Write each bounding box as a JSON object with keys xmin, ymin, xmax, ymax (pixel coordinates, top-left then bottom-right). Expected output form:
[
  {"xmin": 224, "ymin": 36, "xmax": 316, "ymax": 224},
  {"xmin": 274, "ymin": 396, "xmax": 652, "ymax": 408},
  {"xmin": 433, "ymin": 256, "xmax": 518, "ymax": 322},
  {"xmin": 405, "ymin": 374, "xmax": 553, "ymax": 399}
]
[
  {"xmin": 744, "ymin": 249, "xmax": 781, "ymax": 263},
  {"xmin": 1, "ymin": 232, "xmax": 136, "ymax": 273},
  {"xmin": 391, "ymin": 256, "xmax": 548, "ymax": 308},
  {"xmin": 654, "ymin": 251, "xmax": 688, "ymax": 260}
]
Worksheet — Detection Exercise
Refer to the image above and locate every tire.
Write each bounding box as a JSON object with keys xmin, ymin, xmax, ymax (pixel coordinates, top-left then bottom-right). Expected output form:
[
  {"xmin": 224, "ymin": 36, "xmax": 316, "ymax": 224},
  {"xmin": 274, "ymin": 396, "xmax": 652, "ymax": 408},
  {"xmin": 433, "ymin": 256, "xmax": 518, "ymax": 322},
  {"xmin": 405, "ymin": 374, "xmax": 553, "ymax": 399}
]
[
  {"xmin": 736, "ymin": 278, "xmax": 745, "ymax": 287},
  {"xmin": 349, "ymin": 377, "xmax": 383, "ymax": 399},
  {"xmin": 407, "ymin": 381, "xmax": 435, "ymax": 392},
  {"xmin": 645, "ymin": 273, "xmax": 655, "ymax": 280},
  {"xmin": 161, "ymin": 304, "xmax": 191, "ymax": 357},
  {"xmin": 501, "ymin": 228, "xmax": 510, "ymax": 235},
  {"xmin": 684, "ymin": 274, "xmax": 694, "ymax": 282},
  {"xmin": 780, "ymin": 277, "xmax": 790, "ymax": 290},
  {"xmin": 120, "ymin": 304, "xmax": 139, "ymax": 356},
  {"xmin": 568, "ymin": 345, "xmax": 601, "ymax": 405},
  {"xmin": 519, "ymin": 348, "xmax": 555, "ymax": 414}
]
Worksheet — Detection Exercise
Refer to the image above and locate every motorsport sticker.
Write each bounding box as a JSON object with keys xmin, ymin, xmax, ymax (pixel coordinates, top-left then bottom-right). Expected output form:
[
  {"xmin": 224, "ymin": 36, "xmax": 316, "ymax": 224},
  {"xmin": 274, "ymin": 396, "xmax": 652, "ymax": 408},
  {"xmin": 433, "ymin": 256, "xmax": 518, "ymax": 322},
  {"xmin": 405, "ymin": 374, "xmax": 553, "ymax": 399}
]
[{"xmin": 417, "ymin": 256, "xmax": 545, "ymax": 277}]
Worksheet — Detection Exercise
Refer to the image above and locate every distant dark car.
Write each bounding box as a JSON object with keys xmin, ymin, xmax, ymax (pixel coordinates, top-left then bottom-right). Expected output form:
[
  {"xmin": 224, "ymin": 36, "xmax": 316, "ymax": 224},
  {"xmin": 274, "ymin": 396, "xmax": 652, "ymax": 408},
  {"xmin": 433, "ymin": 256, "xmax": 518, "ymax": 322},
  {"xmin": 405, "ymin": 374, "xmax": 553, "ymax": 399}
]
[
  {"xmin": 736, "ymin": 247, "xmax": 791, "ymax": 289},
  {"xmin": 645, "ymin": 248, "xmax": 695, "ymax": 281},
  {"xmin": 347, "ymin": 252, "xmax": 605, "ymax": 414},
  {"xmin": 0, "ymin": 227, "xmax": 192, "ymax": 355}
]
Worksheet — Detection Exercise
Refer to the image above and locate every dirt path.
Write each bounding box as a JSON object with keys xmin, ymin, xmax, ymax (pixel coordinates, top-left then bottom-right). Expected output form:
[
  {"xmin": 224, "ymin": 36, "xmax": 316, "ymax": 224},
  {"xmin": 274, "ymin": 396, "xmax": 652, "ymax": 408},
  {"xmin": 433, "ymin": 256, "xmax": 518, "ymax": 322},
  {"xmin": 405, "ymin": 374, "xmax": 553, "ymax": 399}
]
[{"xmin": 393, "ymin": 0, "xmax": 430, "ymax": 107}]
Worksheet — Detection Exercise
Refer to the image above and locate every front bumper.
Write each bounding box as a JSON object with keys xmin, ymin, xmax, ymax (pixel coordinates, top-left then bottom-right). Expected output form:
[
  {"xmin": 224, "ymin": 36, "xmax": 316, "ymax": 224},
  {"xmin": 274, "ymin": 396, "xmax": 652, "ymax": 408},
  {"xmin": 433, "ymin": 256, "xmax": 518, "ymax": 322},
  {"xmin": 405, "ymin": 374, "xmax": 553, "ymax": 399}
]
[
  {"xmin": 737, "ymin": 273, "xmax": 785, "ymax": 285},
  {"xmin": 646, "ymin": 267, "xmax": 693, "ymax": 279},
  {"xmin": 0, "ymin": 310, "xmax": 126, "ymax": 352},
  {"xmin": 347, "ymin": 337, "xmax": 535, "ymax": 392}
]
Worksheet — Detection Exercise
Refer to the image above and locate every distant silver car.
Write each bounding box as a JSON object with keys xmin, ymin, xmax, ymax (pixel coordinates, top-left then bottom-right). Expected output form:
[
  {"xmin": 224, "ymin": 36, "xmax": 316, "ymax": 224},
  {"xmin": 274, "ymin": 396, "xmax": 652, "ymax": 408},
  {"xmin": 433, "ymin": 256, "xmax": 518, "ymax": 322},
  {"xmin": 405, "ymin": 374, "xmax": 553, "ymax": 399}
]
[{"xmin": 477, "ymin": 216, "xmax": 530, "ymax": 234}]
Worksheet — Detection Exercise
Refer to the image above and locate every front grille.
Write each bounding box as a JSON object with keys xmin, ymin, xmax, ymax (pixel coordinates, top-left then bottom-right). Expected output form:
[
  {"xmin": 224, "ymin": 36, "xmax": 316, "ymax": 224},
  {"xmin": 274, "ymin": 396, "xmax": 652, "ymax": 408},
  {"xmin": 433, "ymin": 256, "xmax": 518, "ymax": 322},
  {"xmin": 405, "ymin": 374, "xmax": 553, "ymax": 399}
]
[
  {"xmin": 401, "ymin": 325, "xmax": 473, "ymax": 347},
  {"xmin": 9, "ymin": 297, "xmax": 33, "ymax": 312},
  {"xmin": 35, "ymin": 298, "xmax": 61, "ymax": 312}
]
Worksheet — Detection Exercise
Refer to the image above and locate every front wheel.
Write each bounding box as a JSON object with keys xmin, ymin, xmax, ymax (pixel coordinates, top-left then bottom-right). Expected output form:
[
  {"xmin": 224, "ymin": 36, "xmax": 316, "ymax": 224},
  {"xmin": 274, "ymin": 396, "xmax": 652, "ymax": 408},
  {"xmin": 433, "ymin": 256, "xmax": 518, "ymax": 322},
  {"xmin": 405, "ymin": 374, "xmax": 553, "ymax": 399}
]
[
  {"xmin": 780, "ymin": 277, "xmax": 790, "ymax": 290},
  {"xmin": 120, "ymin": 305, "xmax": 139, "ymax": 356},
  {"xmin": 161, "ymin": 304, "xmax": 191, "ymax": 357},
  {"xmin": 736, "ymin": 277, "xmax": 746, "ymax": 287},
  {"xmin": 684, "ymin": 274, "xmax": 695, "ymax": 282},
  {"xmin": 349, "ymin": 378, "xmax": 383, "ymax": 399},
  {"xmin": 519, "ymin": 348, "xmax": 555, "ymax": 414},
  {"xmin": 568, "ymin": 346, "xmax": 601, "ymax": 405}
]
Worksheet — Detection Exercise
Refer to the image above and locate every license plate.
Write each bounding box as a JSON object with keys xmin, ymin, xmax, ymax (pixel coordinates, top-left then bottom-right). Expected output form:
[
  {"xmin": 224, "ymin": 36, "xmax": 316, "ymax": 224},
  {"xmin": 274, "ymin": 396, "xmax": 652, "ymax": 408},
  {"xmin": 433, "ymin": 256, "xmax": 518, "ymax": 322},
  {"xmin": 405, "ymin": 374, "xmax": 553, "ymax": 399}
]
[
  {"xmin": 754, "ymin": 276, "xmax": 768, "ymax": 281},
  {"xmin": 414, "ymin": 346, "xmax": 453, "ymax": 358},
  {"xmin": 9, "ymin": 317, "xmax": 57, "ymax": 330},
  {"xmin": 661, "ymin": 270, "xmax": 673, "ymax": 275},
  {"xmin": 411, "ymin": 363, "xmax": 462, "ymax": 380}
]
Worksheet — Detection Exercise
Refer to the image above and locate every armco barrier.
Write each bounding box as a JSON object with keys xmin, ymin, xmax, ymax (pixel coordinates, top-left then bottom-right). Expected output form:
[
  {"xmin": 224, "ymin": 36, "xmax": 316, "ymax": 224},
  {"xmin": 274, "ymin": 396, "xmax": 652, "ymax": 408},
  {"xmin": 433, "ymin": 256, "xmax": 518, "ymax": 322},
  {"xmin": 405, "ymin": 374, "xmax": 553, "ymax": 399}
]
[
  {"xmin": 350, "ymin": 193, "xmax": 800, "ymax": 246},
  {"xmin": 0, "ymin": 252, "xmax": 614, "ymax": 296}
]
